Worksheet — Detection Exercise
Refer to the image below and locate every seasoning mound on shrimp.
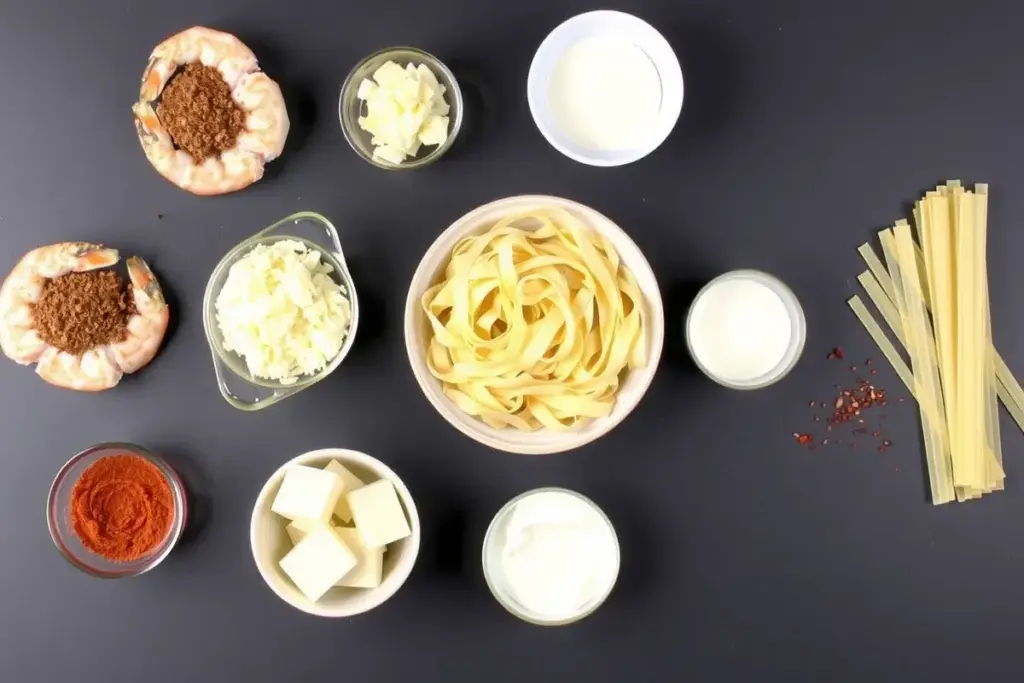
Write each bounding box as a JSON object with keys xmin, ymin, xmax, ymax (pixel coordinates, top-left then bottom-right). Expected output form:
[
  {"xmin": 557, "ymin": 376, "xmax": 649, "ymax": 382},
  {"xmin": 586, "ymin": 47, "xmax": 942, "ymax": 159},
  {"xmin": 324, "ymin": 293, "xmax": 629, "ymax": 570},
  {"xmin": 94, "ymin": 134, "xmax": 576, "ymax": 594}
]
[
  {"xmin": 0, "ymin": 243, "xmax": 170, "ymax": 392},
  {"xmin": 33, "ymin": 270, "xmax": 136, "ymax": 356},
  {"xmin": 132, "ymin": 26, "xmax": 290, "ymax": 196}
]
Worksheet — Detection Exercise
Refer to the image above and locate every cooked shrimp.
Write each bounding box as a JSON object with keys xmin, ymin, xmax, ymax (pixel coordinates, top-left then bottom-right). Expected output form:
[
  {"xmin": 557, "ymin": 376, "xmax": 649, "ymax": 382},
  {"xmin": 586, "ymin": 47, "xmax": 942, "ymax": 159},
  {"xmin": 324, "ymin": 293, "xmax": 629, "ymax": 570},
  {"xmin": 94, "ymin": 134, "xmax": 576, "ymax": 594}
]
[
  {"xmin": 0, "ymin": 242, "xmax": 118, "ymax": 364},
  {"xmin": 0, "ymin": 243, "xmax": 170, "ymax": 392},
  {"xmin": 132, "ymin": 26, "xmax": 290, "ymax": 196}
]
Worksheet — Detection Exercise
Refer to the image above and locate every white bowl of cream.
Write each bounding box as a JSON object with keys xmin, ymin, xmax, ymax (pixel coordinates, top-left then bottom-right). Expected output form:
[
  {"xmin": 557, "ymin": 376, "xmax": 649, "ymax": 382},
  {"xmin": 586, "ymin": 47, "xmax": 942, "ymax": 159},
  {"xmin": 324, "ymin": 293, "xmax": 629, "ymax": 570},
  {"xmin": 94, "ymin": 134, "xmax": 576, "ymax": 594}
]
[
  {"xmin": 527, "ymin": 10, "xmax": 683, "ymax": 166},
  {"xmin": 482, "ymin": 488, "xmax": 619, "ymax": 625}
]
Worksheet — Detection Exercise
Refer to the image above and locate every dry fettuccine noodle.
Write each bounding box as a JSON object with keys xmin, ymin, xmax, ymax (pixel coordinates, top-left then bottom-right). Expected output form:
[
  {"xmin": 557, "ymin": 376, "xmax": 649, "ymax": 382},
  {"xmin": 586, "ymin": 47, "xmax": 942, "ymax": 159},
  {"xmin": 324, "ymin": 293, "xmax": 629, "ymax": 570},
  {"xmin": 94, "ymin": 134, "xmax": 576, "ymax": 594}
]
[{"xmin": 422, "ymin": 208, "xmax": 647, "ymax": 431}]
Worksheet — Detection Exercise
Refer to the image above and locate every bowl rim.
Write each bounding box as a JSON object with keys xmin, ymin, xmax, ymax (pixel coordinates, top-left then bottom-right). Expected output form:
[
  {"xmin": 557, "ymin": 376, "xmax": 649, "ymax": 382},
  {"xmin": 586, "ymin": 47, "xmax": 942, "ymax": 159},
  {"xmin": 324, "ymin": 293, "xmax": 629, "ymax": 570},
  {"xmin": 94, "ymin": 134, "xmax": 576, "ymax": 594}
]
[
  {"xmin": 46, "ymin": 442, "xmax": 188, "ymax": 579},
  {"xmin": 338, "ymin": 46, "xmax": 464, "ymax": 170},
  {"xmin": 403, "ymin": 194, "xmax": 665, "ymax": 455},
  {"xmin": 249, "ymin": 447, "xmax": 421, "ymax": 617},
  {"xmin": 481, "ymin": 486, "xmax": 620, "ymax": 625},
  {"xmin": 684, "ymin": 269, "xmax": 807, "ymax": 390},
  {"xmin": 527, "ymin": 9, "xmax": 684, "ymax": 167}
]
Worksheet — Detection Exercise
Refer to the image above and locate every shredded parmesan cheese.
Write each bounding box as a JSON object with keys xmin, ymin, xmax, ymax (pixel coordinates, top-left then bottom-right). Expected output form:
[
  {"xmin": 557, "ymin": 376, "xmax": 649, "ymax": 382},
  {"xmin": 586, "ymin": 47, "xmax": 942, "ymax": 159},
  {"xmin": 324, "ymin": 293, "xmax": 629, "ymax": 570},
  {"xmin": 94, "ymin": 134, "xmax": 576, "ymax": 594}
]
[{"xmin": 215, "ymin": 240, "xmax": 352, "ymax": 384}]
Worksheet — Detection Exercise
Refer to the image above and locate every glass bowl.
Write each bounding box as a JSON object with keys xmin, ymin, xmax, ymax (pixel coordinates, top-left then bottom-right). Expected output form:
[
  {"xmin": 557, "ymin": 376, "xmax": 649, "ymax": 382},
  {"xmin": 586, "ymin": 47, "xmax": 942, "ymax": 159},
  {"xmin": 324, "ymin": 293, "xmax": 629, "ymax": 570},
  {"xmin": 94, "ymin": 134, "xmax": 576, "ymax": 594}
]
[
  {"xmin": 202, "ymin": 211, "xmax": 360, "ymax": 411},
  {"xmin": 684, "ymin": 269, "xmax": 806, "ymax": 390},
  {"xmin": 47, "ymin": 442, "xmax": 187, "ymax": 578},
  {"xmin": 482, "ymin": 487, "xmax": 620, "ymax": 626},
  {"xmin": 339, "ymin": 46, "xmax": 463, "ymax": 170}
]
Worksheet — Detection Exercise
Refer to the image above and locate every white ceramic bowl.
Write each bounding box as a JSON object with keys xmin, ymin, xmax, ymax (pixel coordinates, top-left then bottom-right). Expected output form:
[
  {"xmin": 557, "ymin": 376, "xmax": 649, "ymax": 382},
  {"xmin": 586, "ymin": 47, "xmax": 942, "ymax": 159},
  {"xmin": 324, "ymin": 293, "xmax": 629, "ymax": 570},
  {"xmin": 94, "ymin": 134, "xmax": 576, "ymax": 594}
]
[
  {"xmin": 250, "ymin": 448, "xmax": 420, "ymax": 617},
  {"xmin": 527, "ymin": 10, "xmax": 683, "ymax": 166},
  {"xmin": 404, "ymin": 195, "xmax": 665, "ymax": 455}
]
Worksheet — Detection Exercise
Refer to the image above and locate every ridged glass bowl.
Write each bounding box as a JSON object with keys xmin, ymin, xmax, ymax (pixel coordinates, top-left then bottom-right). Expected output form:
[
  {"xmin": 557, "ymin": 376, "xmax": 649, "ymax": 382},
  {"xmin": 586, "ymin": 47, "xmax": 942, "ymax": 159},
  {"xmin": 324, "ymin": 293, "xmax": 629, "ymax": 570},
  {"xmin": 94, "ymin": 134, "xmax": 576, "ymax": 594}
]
[{"xmin": 202, "ymin": 211, "xmax": 360, "ymax": 410}]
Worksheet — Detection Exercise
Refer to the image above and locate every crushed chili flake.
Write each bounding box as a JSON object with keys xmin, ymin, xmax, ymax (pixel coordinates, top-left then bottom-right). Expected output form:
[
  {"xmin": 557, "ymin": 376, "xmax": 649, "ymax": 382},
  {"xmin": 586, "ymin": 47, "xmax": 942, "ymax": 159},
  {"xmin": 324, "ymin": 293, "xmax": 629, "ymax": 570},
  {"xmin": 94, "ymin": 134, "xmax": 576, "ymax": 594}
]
[
  {"xmin": 827, "ymin": 347, "xmax": 845, "ymax": 360},
  {"xmin": 796, "ymin": 348, "xmax": 899, "ymax": 452}
]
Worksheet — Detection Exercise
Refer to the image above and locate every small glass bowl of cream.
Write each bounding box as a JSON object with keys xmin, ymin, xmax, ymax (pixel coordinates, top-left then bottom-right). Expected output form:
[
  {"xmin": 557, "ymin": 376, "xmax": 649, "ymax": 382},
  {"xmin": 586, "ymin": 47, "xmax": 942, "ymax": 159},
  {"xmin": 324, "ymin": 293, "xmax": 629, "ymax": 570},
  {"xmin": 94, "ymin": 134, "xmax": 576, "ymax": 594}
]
[
  {"xmin": 482, "ymin": 487, "xmax": 619, "ymax": 625},
  {"xmin": 685, "ymin": 269, "xmax": 806, "ymax": 389}
]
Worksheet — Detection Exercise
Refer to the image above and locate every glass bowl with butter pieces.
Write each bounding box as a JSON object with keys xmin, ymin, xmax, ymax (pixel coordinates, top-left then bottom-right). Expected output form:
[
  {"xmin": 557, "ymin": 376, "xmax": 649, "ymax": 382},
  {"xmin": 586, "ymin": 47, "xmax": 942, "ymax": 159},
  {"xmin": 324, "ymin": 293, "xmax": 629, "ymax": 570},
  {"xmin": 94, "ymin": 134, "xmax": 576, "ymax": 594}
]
[{"xmin": 339, "ymin": 47, "xmax": 463, "ymax": 170}]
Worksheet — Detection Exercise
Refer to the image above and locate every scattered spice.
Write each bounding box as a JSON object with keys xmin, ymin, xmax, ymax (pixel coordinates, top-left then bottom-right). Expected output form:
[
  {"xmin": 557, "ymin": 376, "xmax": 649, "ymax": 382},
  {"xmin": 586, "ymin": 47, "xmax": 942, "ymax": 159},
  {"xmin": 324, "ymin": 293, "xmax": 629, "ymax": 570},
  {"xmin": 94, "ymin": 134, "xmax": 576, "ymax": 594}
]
[
  {"xmin": 70, "ymin": 454, "xmax": 175, "ymax": 562},
  {"xmin": 797, "ymin": 347, "xmax": 898, "ymax": 452},
  {"xmin": 157, "ymin": 63, "xmax": 246, "ymax": 163},
  {"xmin": 32, "ymin": 271, "xmax": 135, "ymax": 356}
]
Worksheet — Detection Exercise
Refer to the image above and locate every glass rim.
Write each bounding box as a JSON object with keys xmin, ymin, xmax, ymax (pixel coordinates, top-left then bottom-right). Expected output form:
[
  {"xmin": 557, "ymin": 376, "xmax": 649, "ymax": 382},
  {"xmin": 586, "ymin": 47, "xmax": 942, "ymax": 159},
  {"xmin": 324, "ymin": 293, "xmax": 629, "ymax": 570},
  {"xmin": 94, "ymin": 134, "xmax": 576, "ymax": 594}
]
[{"xmin": 684, "ymin": 269, "xmax": 806, "ymax": 390}]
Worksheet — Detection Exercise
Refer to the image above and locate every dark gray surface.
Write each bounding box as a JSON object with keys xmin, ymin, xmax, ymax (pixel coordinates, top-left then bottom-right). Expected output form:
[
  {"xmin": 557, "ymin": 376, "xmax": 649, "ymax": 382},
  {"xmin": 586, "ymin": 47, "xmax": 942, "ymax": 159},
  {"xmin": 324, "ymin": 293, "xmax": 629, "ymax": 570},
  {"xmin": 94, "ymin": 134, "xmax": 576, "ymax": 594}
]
[{"xmin": 2, "ymin": 0, "xmax": 1024, "ymax": 680}]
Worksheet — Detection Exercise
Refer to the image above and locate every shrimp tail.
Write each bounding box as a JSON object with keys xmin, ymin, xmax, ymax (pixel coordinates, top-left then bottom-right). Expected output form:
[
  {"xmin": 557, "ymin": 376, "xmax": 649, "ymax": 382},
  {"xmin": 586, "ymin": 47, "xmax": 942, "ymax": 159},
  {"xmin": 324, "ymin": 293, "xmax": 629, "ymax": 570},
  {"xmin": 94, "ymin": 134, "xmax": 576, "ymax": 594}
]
[
  {"xmin": 126, "ymin": 256, "xmax": 165, "ymax": 305},
  {"xmin": 110, "ymin": 256, "xmax": 170, "ymax": 375},
  {"xmin": 69, "ymin": 244, "xmax": 119, "ymax": 272}
]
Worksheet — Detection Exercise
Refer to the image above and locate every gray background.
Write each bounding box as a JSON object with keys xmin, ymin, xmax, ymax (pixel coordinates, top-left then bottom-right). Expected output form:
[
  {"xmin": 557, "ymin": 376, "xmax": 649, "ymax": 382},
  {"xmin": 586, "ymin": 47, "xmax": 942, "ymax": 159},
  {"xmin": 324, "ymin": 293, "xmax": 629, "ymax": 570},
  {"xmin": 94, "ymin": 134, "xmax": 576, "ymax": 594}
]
[{"xmin": 2, "ymin": 0, "xmax": 1023, "ymax": 681}]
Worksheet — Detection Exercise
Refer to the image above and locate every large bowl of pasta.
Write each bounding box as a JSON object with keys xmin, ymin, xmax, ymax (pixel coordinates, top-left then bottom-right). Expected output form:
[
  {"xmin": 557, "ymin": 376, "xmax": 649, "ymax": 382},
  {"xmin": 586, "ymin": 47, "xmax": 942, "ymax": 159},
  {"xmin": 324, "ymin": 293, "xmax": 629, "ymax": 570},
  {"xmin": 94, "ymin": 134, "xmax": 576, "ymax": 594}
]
[{"xmin": 404, "ymin": 196, "xmax": 664, "ymax": 454}]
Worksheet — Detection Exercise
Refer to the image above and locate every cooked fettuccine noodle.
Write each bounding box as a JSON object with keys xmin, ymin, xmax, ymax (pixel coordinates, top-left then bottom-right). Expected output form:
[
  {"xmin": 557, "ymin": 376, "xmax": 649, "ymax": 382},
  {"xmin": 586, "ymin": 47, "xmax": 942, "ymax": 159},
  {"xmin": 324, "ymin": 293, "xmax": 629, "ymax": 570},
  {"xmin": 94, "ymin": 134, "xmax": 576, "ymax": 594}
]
[{"xmin": 422, "ymin": 208, "xmax": 647, "ymax": 431}]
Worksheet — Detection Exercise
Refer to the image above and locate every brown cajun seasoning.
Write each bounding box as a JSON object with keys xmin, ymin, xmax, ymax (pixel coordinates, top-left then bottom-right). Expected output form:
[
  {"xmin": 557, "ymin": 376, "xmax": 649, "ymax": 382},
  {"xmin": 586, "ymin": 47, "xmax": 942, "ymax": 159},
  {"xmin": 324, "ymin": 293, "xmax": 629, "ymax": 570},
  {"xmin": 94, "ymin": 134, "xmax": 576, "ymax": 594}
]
[
  {"xmin": 157, "ymin": 63, "xmax": 246, "ymax": 163},
  {"xmin": 32, "ymin": 271, "xmax": 135, "ymax": 356}
]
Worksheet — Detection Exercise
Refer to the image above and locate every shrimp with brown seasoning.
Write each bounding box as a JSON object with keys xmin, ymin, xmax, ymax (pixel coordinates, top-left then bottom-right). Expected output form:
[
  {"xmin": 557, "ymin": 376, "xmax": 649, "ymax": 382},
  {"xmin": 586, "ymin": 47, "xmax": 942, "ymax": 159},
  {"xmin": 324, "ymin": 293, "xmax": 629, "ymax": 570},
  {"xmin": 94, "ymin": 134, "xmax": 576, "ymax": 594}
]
[
  {"xmin": 132, "ymin": 26, "xmax": 289, "ymax": 195},
  {"xmin": 0, "ymin": 243, "xmax": 170, "ymax": 391}
]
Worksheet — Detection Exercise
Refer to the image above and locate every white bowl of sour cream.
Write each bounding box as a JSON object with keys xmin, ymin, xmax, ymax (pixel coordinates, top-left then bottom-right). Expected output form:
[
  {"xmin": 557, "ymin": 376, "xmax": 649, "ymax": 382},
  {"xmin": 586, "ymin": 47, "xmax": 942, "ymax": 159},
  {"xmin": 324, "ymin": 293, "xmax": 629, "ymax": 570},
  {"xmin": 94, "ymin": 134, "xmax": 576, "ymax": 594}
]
[
  {"xmin": 527, "ymin": 10, "xmax": 683, "ymax": 166},
  {"xmin": 482, "ymin": 488, "xmax": 619, "ymax": 625}
]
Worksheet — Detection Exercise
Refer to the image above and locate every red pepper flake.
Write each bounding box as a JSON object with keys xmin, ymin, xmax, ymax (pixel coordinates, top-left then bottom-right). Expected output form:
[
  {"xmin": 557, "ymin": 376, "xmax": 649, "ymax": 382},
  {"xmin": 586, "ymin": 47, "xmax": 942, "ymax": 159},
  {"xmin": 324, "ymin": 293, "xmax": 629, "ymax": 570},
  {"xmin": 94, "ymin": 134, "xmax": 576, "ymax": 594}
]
[{"xmin": 798, "ymin": 346, "xmax": 901, "ymax": 452}]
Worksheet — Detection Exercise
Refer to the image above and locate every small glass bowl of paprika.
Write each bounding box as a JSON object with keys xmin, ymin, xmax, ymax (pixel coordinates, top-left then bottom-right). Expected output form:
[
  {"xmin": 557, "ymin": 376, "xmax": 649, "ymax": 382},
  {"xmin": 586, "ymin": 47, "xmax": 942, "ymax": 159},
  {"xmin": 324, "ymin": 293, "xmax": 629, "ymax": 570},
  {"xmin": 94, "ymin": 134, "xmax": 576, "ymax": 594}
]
[{"xmin": 47, "ymin": 442, "xmax": 187, "ymax": 578}]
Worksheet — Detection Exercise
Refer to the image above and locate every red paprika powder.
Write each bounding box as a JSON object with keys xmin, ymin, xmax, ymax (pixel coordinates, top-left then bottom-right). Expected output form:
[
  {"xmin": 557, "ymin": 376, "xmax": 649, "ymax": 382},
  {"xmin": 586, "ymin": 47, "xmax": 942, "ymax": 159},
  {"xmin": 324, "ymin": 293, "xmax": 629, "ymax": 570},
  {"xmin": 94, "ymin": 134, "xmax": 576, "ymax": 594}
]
[{"xmin": 70, "ymin": 454, "xmax": 174, "ymax": 562}]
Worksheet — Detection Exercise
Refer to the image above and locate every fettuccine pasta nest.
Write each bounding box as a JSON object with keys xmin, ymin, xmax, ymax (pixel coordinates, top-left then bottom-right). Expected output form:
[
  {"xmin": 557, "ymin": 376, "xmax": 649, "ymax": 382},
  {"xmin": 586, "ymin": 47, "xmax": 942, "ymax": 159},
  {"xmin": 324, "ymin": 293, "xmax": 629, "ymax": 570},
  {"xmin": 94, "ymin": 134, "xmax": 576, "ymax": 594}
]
[{"xmin": 422, "ymin": 208, "xmax": 647, "ymax": 431}]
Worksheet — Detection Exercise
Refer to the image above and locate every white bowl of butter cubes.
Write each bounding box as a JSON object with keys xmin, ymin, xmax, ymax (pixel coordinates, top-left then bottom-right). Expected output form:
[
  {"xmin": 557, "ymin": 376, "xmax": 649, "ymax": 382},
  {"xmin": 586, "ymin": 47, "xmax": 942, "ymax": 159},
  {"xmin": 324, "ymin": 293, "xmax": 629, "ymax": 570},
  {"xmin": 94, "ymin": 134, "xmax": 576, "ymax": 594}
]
[{"xmin": 250, "ymin": 448, "xmax": 420, "ymax": 617}]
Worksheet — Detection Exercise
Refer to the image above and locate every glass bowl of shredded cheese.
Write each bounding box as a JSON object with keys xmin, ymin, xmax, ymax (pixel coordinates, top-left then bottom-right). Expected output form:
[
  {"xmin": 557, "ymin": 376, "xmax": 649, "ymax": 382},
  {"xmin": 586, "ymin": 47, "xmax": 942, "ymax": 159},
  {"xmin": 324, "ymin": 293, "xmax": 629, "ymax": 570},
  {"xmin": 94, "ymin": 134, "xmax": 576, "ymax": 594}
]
[{"xmin": 202, "ymin": 211, "xmax": 359, "ymax": 410}]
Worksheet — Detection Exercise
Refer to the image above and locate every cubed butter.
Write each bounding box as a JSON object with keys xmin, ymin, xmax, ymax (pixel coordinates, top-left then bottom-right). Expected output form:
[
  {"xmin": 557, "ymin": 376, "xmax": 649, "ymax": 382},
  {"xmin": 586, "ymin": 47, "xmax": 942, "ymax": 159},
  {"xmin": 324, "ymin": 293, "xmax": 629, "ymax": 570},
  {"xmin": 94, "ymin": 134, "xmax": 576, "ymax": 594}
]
[
  {"xmin": 323, "ymin": 460, "xmax": 366, "ymax": 522},
  {"xmin": 347, "ymin": 479, "xmax": 411, "ymax": 549},
  {"xmin": 334, "ymin": 527, "xmax": 384, "ymax": 588},
  {"xmin": 271, "ymin": 465, "xmax": 344, "ymax": 523},
  {"xmin": 356, "ymin": 59, "xmax": 449, "ymax": 162},
  {"xmin": 285, "ymin": 518, "xmax": 321, "ymax": 544},
  {"xmin": 279, "ymin": 525, "xmax": 357, "ymax": 603}
]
